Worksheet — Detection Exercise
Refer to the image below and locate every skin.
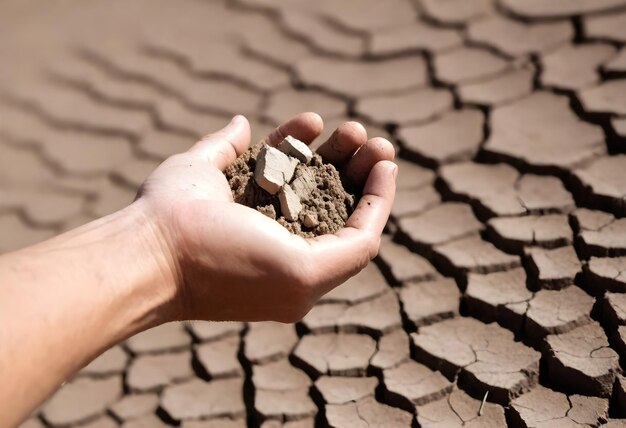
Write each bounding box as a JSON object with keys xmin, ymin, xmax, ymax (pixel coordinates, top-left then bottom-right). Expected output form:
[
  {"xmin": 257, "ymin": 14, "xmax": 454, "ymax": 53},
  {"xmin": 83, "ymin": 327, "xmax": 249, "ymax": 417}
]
[{"xmin": 0, "ymin": 113, "xmax": 396, "ymax": 427}]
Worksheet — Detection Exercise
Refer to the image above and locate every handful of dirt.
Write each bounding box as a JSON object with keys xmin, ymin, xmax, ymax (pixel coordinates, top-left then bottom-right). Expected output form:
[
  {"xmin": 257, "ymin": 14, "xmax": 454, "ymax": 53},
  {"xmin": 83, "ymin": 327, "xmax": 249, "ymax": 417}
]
[{"xmin": 225, "ymin": 136, "xmax": 357, "ymax": 238}]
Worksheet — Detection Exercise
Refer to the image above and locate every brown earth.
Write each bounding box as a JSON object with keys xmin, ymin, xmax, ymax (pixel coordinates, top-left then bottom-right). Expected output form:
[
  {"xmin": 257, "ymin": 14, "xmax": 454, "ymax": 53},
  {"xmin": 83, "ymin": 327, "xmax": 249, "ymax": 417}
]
[{"xmin": 225, "ymin": 143, "xmax": 356, "ymax": 238}]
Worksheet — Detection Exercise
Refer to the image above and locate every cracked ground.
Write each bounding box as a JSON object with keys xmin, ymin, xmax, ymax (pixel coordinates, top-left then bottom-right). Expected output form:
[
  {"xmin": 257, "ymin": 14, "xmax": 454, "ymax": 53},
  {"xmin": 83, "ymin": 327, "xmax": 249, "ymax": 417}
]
[{"xmin": 3, "ymin": 0, "xmax": 626, "ymax": 427}]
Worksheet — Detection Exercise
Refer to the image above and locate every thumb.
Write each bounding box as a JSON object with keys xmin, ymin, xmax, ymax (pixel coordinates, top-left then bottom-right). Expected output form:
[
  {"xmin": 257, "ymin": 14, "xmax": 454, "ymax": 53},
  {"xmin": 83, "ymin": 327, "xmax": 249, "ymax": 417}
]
[{"xmin": 188, "ymin": 115, "xmax": 251, "ymax": 170}]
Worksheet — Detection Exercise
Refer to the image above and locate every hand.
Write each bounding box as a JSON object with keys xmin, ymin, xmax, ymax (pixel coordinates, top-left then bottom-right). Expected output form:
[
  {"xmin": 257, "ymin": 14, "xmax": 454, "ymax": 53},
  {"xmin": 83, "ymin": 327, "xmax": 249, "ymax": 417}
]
[{"xmin": 137, "ymin": 113, "xmax": 396, "ymax": 323}]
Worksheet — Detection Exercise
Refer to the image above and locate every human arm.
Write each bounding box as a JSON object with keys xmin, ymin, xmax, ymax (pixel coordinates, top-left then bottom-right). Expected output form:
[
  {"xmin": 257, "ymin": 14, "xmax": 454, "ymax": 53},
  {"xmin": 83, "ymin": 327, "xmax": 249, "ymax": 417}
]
[{"xmin": 0, "ymin": 113, "xmax": 396, "ymax": 426}]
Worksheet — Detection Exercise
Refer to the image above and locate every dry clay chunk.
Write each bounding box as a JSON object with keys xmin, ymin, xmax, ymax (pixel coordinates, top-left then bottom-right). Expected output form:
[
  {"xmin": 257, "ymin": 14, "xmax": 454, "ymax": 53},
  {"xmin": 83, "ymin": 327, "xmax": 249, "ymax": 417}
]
[
  {"xmin": 368, "ymin": 22, "xmax": 462, "ymax": 56},
  {"xmin": 603, "ymin": 292, "xmax": 626, "ymax": 327},
  {"xmin": 485, "ymin": 92, "xmax": 605, "ymax": 171},
  {"xmin": 434, "ymin": 47, "xmax": 509, "ymax": 85},
  {"xmin": 371, "ymin": 329, "xmax": 411, "ymax": 371},
  {"xmin": 573, "ymin": 155, "xmax": 626, "ymax": 217},
  {"xmin": 585, "ymin": 256, "xmax": 626, "ymax": 293},
  {"xmin": 277, "ymin": 135, "xmax": 313, "ymax": 163},
  {"xmin": 399, "ymin": 278, "xmax": 460, "ymax": 328},
  {"xmin": 502, "ymin": 0, "xmax": 626, "ymax": 18},
  {"xmin": 123, "ymin": 414, "xmax": 169, "ymax": 428},
  {"xmin": 545, "ymin": 322, "xmax": 620, "ymax": 397},
  {"xmin": 314, "ymin": 376, "xmax": 378, "ymax": 405},
  {"xmin": 313, "ymin": 0, "xmax": 417, "ymax": 34},
  {"xmin": 579, "ymin": 80, "xmax": 626, "ymax": 116},
  {"xmin": 277, "ymin": 9, "xmax": 364, "ymax": 59},
  {"xmin": 398, "ymin": 109, "xmax": 484, "ymax": 166},
  {"xmin": 260, "ymin": 420, "xmax": 313, "ymax": 428},
  {"xmin": 541, "ymin": 44, "xmax": 616, "ymax": 91},
  {"xmin": 295, "ymin": 56, "xmax": 428, "ymax": 98},
  {"xmin": 278, "ymin": 184, "xmax": 302, "ymax": 221},
  {"xmin": 290, "ymin": 168, "xmax": 317, "ymax": 202},
  {"xmin": 585, "ymin": 9, "xmax": 626, "ymax": 42},
  {"xmin": 254, "ymin": 145, "xmax": 299, "ymax": 194},
  {"xmin": 398, "ymin": 202, "xmax": 483, "ymax": 250},
  {"xmin": 161, "ymin": 377, "xmax": 245, "ymax": 421},
  {"xmin": 356, "ymin": 87, "xmax": 453, "ymax": 126},
  {"xmin": 524, "ymin": 286, "xmax": 594, "ymax": 342},
  {"xmin": 252, "ymin": 359, "xmax": 316, "ymax": 421},
  {"xmin": 420, "ymin": 0, "xmax": 494, "ymax": 25},
  {"xmin": 487, "ymin": 214, "xmax": 572, "ymax": 254},
  {"xmin": 41, "ymin": 376, "xmax": 122, "ymax": 426},
  {"xmin": 440, "ymin": 161, "xmax": 574, "ymax": 218},
  {"xmin": 255, "ymin": 388, "xmax": 316, "ymax": 422},
  {"xmin": 465, "ymin": 267, "xmax": 533, "ymax": 329},
  {"xmin": 245, "ymin": 322, "xmax": 299, "ymax": 364},
  {"xmin": 391, "ymin": 186, "xmax": 441, "ymax": 220},
  {"xmin": 458, "ymin": 66, "xmax": 535, "ymax": 107},
  {"xmin": 416, "ymin": 387, "xmax": 507, "ymax": 428},
  {"xmin": 293, "ymin": 333, "xmax": 376, "ymax": 376},
  {"xmin": 302, "ymin": 290, "xmax": 402, "ymax": 335},
  {"xmin": 395, "ymin": 158, "xmax": 435, "ymax": 190},
  {"xmin": 613, "ymin": 115, "xmax": 626, "ymax": 136},
  {"xmin": 325, "ymin": 396, "xmax": 413, "ymax": 428},
  {"xmin": 382, "ymin": 360, "xmax": 453, "ymax": 409},
  {"xmin": 412, "ymin": 317, "xmax": 540, "ymax": 404},
  {"xmin": 253, "ymin": 359, "xmax": 311, "ymax": 392},
  {"xmin": 264, "ymin": 89, "xmax": 346, "ymax": 126},
  {"xmin": 433, "ymin": 234, "xmax": 521, "ymax": 275},
  {"xmin": 572, "ymin": 208, "xmax": 626, "ymax": 258},
  {"xmin": 377, "ymin": 235, "xmax": 439, "ymax": 284},
  {"xmin": 467, "ymin": 16, "xmax": 572, "ymax": 57},
  {"xmin": 110, "ymin": 393, "xmax": 159, "ymax": 421},
  {"xmin": 510, "ymin": 384, "xmax": 609, "ymax": 427},
  {"xmin": 196, "ymin": 335, "xmax": 242, "ymax": 379},
  {"xmin": 526, "ymin": 246, "xmax": 581, "ymax": 289},
  {"xmin": 127, "ymin": 350, "xmax": 193, "ymax": 392}
]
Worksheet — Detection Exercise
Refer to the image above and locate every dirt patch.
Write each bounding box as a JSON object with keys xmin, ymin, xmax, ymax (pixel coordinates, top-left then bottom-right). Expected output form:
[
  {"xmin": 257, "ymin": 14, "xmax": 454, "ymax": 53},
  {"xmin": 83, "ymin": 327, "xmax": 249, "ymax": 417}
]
[{"xmin": 225, "ymin": 140, "xmax": 356, "ymax": 238}]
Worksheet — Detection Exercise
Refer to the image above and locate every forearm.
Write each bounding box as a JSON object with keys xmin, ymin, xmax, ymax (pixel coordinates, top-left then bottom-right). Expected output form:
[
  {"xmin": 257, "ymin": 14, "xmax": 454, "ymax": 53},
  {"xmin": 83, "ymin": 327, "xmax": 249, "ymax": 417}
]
[{"xmin": 0, "ymin": 202, "xmax": 178, "ymax": 427}]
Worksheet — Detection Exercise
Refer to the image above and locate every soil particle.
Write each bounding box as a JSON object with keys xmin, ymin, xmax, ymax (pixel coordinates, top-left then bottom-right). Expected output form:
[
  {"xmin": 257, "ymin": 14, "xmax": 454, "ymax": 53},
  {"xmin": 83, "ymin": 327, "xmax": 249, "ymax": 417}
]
[{"xmin": 225, "ymin": 142, "xmax": 356, "ymax": 238}]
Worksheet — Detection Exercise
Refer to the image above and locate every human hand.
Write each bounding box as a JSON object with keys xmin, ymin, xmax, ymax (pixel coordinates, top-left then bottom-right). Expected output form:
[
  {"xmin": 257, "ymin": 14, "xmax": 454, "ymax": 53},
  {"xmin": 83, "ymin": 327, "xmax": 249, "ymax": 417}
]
[{"xmin": 137, "ymin": 113, "xmax": 396, "ymax": 323}]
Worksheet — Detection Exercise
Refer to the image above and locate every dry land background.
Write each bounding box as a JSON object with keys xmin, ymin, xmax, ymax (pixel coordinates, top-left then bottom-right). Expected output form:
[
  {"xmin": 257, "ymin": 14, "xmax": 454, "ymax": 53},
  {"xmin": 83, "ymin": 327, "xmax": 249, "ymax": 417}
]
[{"xmin": 2, "ymin": 0, "xmax": 626, "ymax": 427}]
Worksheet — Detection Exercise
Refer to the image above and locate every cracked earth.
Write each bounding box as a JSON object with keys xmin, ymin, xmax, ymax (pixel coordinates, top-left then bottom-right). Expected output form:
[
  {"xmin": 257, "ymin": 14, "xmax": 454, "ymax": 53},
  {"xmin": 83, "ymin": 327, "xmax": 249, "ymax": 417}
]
[{"xmin": 3, "ymin": 0, "xmax": 626, "ymax": 427}]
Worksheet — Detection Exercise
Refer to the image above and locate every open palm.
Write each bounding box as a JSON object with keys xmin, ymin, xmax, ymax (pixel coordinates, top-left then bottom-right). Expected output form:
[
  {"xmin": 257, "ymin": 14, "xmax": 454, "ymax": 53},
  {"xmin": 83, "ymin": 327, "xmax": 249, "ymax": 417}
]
[{"xmin": 137, "ymin": 113, "xmax": 396, "ymax": 322}]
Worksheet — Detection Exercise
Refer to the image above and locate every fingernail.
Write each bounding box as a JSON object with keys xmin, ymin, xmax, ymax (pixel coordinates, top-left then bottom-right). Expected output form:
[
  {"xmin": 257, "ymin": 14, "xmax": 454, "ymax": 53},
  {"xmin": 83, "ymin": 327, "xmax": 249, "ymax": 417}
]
[
  {"xmin": 391, "ymin": 162, "xmax": 398, "ymax": 179},
  {"xmin": 230, "ymin": 115, "xmax": 247, "ymax": 127}
]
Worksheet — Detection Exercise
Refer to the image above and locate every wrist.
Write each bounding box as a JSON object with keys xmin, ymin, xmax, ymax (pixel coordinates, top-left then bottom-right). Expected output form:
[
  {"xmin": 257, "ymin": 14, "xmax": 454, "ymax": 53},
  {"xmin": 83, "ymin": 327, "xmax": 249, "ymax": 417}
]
[
  {"xmin": 36, "ymin": 200, "xmax": 183, "ymax": 339},
  {"xmin": 109, "ymin": 200, "xmax": 184, "ymax": 330}
]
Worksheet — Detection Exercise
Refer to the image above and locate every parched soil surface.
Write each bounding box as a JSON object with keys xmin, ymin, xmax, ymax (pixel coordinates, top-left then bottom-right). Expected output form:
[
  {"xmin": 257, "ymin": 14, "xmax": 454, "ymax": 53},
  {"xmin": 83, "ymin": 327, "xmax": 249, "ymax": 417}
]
[{"xmin": 2, "ymin": 0, "xmax": 626, "ymax": 427}]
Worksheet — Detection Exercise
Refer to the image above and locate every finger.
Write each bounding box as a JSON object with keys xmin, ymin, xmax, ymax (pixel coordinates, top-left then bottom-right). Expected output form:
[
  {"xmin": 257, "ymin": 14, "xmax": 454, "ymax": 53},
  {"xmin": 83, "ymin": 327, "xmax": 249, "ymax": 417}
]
[
  {"xmin": 343, "ymin": 137, "xmax": 396, "ymax": 187},
  {"xmin": 262, "ymin": 112, "xmax": 323, "ymax": 147},
  {"xmin": 189, "ymin": 115, "xmax": 251, "ymax": 170},
  {"xmin": 306, "ymin": 160, "xmax": 397, "ymax": 295},
  {"xmin": 316, "ymin": 121, "xmax": 367, "ymax": 167},
  {"xmin": 345, "ymin": 159, "xmax": 397, "ymax": 236}
]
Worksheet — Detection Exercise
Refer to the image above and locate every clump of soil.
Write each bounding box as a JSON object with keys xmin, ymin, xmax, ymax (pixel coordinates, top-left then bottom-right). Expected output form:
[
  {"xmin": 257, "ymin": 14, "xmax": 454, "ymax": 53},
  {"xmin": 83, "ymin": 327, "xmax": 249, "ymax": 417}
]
[{"xmin": 225, "ymin": 142, "xmax": 357, "ymax": 238}]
